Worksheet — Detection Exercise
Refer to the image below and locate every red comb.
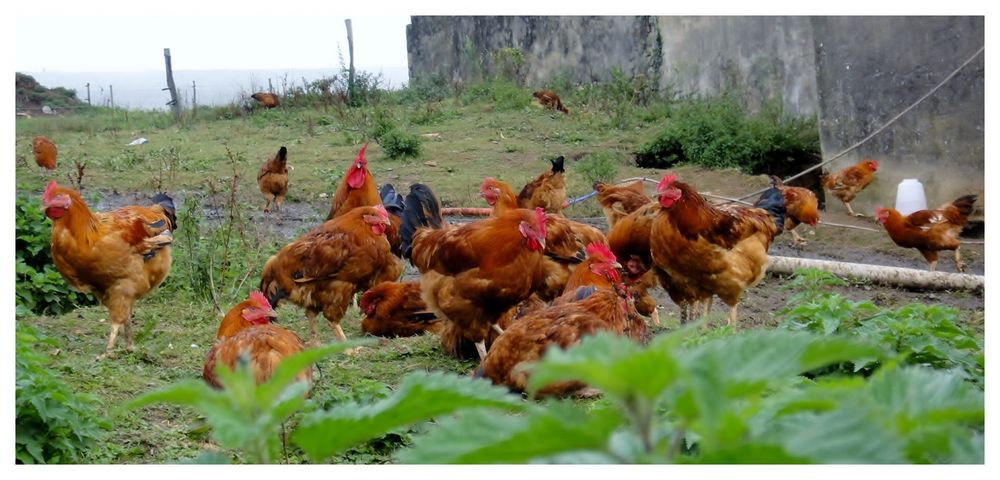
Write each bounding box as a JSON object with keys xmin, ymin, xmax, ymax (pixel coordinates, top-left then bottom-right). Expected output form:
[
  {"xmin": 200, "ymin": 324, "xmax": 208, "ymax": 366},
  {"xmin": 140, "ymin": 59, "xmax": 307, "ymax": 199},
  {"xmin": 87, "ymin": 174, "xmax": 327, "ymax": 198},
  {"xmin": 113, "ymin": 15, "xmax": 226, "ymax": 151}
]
[
  {"xmin": 534, "ymin": 207, "xmax": 547, "ymax": 230},
  {"xmin": 356, "ymin": 143, "xmax": 369, "ymax": 164},
  {"xmin": 248, "ymin": 291, "xmax": 271, "ymax": 309},
  {"xmin": 586, "ymin": 242, "xmax": 617, "ymax": 263},
  {"xmin": 480, "ymin": 177, "xmax": 497, "ymax": 187},
  {"xmin": 657, "ymin": 173, "xmax": 677, "ymax": 192},
  {"xmin": 374, "ymin": 204, "xmax": 388, "ymax": 218},
  {"xmin": 43, "ymin": 180, "xmax": 58, "ymax": 201}
]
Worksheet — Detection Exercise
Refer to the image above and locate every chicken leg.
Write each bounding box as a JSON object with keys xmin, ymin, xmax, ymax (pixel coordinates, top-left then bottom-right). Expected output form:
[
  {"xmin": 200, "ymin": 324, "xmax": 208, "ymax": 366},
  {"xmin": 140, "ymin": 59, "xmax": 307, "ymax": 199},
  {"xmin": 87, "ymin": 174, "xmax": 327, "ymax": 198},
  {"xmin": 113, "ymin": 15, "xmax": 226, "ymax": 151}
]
[
  {"xmin": 305, "ymin": 310, "xmax": 320, "ymax": 347},
  {"xmin": 790, "ymin": 227, "xmax": 808, "ymax": 246},
  {"xmin": 725, "ymin": 304, "xmax": 739, "ymax": 327},
  {"xmin": 843, "ymin": 201, "xmax": 865, "ymax": 217},
  {"xmin": 475, "ymin": 341, "xmax": 488, "ymax": 361},
  {"xmin": 954, "ymin": 247, "xmax": 966, "ymax": 273}
]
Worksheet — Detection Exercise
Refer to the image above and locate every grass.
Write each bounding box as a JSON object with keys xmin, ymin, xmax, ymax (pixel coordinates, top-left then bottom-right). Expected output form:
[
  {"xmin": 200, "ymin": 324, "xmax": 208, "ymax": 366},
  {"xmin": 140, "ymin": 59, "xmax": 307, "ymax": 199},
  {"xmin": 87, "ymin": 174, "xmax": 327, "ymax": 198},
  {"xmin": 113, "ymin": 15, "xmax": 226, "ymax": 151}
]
[{"xmin": 14, "ymin": 85, "xmax": 984, "ymax": 464}]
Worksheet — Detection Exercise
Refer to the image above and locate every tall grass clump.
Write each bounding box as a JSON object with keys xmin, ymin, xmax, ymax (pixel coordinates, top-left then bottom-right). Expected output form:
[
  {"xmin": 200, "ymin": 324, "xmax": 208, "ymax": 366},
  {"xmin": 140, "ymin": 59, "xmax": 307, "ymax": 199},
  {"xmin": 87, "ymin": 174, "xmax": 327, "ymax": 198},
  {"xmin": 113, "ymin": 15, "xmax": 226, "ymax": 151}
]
[{"xmin": 634, "ymin": 94, "xmax": 819, "ymax": 173}]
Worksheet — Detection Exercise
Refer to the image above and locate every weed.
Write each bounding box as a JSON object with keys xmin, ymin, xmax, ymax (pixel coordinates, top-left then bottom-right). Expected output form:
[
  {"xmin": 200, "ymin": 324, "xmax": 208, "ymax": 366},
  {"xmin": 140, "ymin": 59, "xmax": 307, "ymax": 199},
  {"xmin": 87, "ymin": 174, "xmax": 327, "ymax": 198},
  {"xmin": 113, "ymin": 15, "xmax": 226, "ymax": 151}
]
[{"xmin": 577, "ymin": 151, "xmax": 621, "ymax": 184}]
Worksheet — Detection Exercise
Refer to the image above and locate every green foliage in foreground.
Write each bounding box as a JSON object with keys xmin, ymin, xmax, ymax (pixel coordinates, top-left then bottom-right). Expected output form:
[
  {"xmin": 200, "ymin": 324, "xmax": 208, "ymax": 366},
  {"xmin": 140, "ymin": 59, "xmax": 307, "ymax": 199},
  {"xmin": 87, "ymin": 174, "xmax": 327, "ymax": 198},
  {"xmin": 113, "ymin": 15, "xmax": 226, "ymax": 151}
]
[
  {"xmin": 16, "ymin": 324, "xmax": 109, "ymax": 464},
  {"xmin": 128, "ymin": 324, "xmax": 983, "ymax": 464}
]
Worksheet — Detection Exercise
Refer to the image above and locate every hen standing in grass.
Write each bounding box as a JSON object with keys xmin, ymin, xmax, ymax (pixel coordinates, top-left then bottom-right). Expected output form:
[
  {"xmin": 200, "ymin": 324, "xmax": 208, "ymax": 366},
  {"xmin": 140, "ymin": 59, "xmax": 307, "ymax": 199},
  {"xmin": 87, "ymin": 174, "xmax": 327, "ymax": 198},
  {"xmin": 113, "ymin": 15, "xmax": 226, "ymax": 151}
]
[
  {"xmin": 33, "ymin": 135, "xmax": 57, "ymax": 170},
  {"xmin": 42, "ymin": 181, "xmax": 176, "ymax": 359},
  {"xmin": 257, "ymin": 146, "xmax": 289, "ymax": 213},
  {"xmin": 533, "ymin": 89, "xmax": 569, "ymax": 114}
]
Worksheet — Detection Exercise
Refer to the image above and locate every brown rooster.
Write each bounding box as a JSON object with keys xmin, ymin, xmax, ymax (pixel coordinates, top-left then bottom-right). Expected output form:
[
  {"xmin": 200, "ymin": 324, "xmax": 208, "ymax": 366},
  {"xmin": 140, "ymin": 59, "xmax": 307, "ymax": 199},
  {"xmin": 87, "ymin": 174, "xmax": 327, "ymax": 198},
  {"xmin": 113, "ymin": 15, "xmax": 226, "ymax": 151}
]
[
  {"xmin": 771, "ymin": 176, "xmax": 819, "ymax": 245},
  {"xmin": 518, "ymin": 156, "xmax": 567, "ymax": 214},
  {"xmin": 823, "ymin": 159, "xmax": 879, "ymax": 217},
  {"xmin": 33, "ymin": 136, "xmax": 57, "ymax": 170},
  {"xmin": 606, "ymin": 202, "xmax": 663, "ymax": 325},
  {"xmin": 257, "ymin": 146, "xmax": 289, "ymax": 213},
  {"xmin": 260, "ymin": 205, "xmax": 402, "ymax": 346},
  {"xmin": 400, "ymin": 183, "xmax": 550, "ymax": 360},
  {"xmin": 359, "ymin": 281, "xmax": 441, "ymax": 338},
  {"xmin": 650, "ymin": 174, "xmax": 786, "ymax": 326},
  {"xmin": 250, "ymin": 92, "xmax": 280, "ymax": 109},
  {"xmin": 41, "ymin": 181, "xmax": 176, "ymax": 359},
  {"xmin": 203, "ymin": 292, "xmax": 311, "ymax": 391},
  {"xmin": 533, "ymin": 89, "xmax": 569, "ymax": 114},
  {"xmin": 327, "ymin": 144, "xmax": 403, "ymax": 257},
  {"xmin": 875, "ymin": 195, "xmax": 977, "ymax": 272}
]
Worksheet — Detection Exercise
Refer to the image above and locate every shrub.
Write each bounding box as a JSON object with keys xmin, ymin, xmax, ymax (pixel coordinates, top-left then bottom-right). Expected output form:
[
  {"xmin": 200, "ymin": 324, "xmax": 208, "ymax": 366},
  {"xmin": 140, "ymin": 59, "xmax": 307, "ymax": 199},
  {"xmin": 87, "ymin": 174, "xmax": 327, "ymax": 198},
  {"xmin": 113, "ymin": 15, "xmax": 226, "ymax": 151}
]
[
  {"xmin": 634, "ymin": 94, "xmax": 819, "ymax": 173},
  {"xmin": 367, "ymin": 109, "xmax": 422, "ymax": 160},
  {"xmin": 16, "ymin": 324, "xmax": 108, "ymax": 463},
  {"xmin": 577, "ymin": 151, "xmax": 621, "ymax": 184},
  {"xmin": 15, "ymin": 193, "xmax": 94, "ymax": 316},
  {"xmin": 461, "ymin": 78, "xmax": 530, "ymax": 112}
]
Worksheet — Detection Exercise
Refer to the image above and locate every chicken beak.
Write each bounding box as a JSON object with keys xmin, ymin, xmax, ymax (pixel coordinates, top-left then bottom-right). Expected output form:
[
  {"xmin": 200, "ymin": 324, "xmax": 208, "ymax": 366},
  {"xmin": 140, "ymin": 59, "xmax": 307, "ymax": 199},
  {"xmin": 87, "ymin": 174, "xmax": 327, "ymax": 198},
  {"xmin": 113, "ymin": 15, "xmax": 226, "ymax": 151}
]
[
  {"xmin": 266, "ymin": 309, "xmax": 278, "ymax": 318},
  {"xmin": 612, "ymin": 262, "xmax": 623, "ymax": 270}
]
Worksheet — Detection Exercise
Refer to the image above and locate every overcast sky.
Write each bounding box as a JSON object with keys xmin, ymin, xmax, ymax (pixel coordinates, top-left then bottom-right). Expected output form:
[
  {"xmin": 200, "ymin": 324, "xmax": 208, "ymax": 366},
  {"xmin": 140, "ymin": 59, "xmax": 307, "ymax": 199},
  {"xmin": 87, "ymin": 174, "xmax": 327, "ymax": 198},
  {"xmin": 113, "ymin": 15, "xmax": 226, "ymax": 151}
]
[{"xmin": 16, "ymin": 15, "xmax": 411, "ymax": 72}]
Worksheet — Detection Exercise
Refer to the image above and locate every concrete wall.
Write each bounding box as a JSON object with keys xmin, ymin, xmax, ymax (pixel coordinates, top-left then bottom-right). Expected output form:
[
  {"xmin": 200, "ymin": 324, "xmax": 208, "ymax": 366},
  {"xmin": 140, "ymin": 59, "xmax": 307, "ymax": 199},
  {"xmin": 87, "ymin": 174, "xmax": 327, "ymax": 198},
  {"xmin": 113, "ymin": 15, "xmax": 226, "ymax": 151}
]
[
  {"xmin": 406, "ymin": 16, "xmax": 984, "ymax": 214},
  {"xmin": 810, "ymin": 16, "xmax": 984, "ymax": 215}
]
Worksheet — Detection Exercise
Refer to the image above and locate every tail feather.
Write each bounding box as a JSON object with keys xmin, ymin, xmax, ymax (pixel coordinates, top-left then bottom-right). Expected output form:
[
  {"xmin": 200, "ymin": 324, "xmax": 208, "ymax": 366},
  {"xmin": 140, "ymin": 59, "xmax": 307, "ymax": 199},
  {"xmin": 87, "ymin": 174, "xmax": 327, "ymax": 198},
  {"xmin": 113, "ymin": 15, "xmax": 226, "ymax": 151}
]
[
  {"xmin": 151, "ymin": 192, "xmax": 177, "ymax": 231},
  {"xmin": 752, "ymin": 186, "xmax": 787, "ymax": 233},
  {"xmin": 399, "ymin": 183, "xmax": 442, "ymax": 259},
  {"xmin": 277, "ymin": 146, "xmax": 288, "ymax": 162},
  {"xmin": 951, "ymin": 194, "xmax": 977, "ymax": 218},
  {"xmin": 379, "ymin": 183, "xmax": 405, "ymax": 216},
  {"xmin": 550, "ymin": 155, "xmax": 565, "ymax": 174}
]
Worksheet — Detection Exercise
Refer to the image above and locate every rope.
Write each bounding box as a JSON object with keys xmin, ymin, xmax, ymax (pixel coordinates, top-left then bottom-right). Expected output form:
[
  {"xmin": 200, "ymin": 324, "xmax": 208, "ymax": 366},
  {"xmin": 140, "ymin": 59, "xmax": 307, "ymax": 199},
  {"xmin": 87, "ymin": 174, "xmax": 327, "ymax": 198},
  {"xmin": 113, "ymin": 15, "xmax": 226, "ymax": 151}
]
[{"xmin": 733, "ymin": 44, "xmax": 985, "ymax": 202}]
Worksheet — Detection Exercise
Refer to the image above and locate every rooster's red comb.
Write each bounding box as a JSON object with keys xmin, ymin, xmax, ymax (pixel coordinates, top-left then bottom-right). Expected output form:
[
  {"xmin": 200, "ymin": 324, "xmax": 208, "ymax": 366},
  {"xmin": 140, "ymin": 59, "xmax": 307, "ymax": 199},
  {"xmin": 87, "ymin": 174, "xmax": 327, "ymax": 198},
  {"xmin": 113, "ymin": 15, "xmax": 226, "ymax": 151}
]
[
  {"xmin": 657, "ymin": 173, "xmax": 677, "ymax": 192},
  {"xmin": 355, "ymin": 143, "xmax": 369, "ymax": 163},
  {"xmin": 534, "ymin": 207, "xmax": 547, "ymax": 230},
  {"xmin": 43, "ymin": 180, "xmax": 59, "ymax": 201},
  {"xmin": 248, "ymin": 291, "xmax": 271, "ymax": 309},
  {"xmin": 586, "ymin": 243, "xmax": 617, "ymax": 263}
]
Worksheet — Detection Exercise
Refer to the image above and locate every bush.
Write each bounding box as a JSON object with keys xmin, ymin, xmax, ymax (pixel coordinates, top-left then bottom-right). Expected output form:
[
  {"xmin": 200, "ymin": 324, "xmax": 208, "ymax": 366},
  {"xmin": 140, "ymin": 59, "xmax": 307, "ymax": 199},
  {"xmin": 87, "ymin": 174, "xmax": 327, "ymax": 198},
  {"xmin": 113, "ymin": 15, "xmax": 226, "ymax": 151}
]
[
  {"xmin": 367, "ymin": 109, "xmax": 422, "ymax": 160},
  {"xmin": 16, "ymin": 324, "xmax": 108, "ymax": 463},
  {"xmin": 15, "ymin": 193, "xmax": 95, "ymax": 316},
  {"xmin": 634, "ymin": 94, "xmax": 819, "ymax": 173},
  {"xmin": 461, "ymin": 78, "xmax": 530, "ymax": 111},
  {"xmin": 577, "ymin": 151, "xmax": 621, "ymax": 184}
]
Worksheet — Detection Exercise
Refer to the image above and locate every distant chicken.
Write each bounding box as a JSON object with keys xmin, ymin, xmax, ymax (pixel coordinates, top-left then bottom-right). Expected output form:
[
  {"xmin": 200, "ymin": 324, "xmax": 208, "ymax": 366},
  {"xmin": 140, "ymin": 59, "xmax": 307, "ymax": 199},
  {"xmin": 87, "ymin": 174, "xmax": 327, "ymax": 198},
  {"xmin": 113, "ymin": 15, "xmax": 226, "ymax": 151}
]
[
  {"xmin": 876, "ymin": 195, "xmax": 977, "ymax": 272},
  {"xmin": 202, "ymin": 292, "xmax": 311, "ymax": 391},
  {"xmin": 593, "ymin": 180, "xmax": 652, "ymax": 228},
  {"xmin": 250, "ymin": 92, "xmax": 280, "ymax": 109},
  {"xmin": 518, "ymin": 156, "xmax": 568, "ymax": 214},
  {"xmin": 770, "ymin": 176, "xmax": 819, "ymax": 245},
  {"xmin": 41, "ymin": 181, "xmax": 176, "ymax": 359},
  {"xmin": 823, "ymin": 159, "xmax": 879, "ymax": 217},
  {"xmin": 400, "ymin": 183, "xmax": 550, "ymax": 360},
  {"xmin": 650, "ymin": 174, "xmax": 786, "ymax": 326},
  {"xmin": 257, "ymin": 146, "xmax": 289, "ymax": 213},
  {"xmin": 359, "ymin": 281, "xmax": 441, "ymax": 338},
  {"xmin": 479, "ymin": 283, "xmax": 645, "ymax": 398},
  {"xmin": 33, "ymin": 136, "xmax": 57, "ymax": 170},
  {"xmin": 533, "ymin": 89, "xmax": 569, "ymax": 114},
  {"xmin": 259, "ymin": 205, "xmax": 402, "ymax": 346}
]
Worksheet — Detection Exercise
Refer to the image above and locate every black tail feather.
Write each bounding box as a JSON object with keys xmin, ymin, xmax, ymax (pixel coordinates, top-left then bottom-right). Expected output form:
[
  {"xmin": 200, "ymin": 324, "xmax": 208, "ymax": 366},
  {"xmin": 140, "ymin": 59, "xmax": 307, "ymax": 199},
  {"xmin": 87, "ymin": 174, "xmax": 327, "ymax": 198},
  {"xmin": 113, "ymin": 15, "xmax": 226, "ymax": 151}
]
[
  {"xmin": 753, "ymin": 186, "xmax": 787, "ymax": 233},
  {"xmin": 952, "ymin": 194, "xmax": 978, "ymax": 217},
  {"xmin": 379, "ymin": 183, "xmax": 405, "ymax": 216},
  {"xmin": 151, "ymin": 192, "xmax": 178, "ymax": 231},
  {"xmin": 399, "ymin": 183, "xmax": 442, "ymax": 259},
  {"xmin": 277, "ymin": 146, "xmax": 287, "ymax": 162},
  {"xmin": 550, "ymin": 155, "xmax": 565, "ymax": 174}
]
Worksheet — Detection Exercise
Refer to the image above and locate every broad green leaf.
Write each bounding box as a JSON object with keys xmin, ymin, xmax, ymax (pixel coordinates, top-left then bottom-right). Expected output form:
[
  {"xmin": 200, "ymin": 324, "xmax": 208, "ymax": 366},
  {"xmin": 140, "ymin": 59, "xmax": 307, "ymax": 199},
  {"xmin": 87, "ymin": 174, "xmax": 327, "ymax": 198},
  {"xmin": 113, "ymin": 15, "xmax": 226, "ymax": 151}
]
[
  {"xmin": 690, "ymin": 444, "xmax": 810, "ymax": 464},
  {"xmin": 127, "ymin": 379, "xmax": 221, "ymax": 411},
  {"xmin": 765, "ymin": 406, "xmax": 908, "ymax": 463},
  {"xmin": 398, "ymin": 402, "xmax": 624, "ymax": 464},
  {"xmin": 292, "ymin": 370, "xmax": 525, "ymax": 462},
  {"xmin": 865, "ymin": 367, "xmax": 984, "ymax": 430}
]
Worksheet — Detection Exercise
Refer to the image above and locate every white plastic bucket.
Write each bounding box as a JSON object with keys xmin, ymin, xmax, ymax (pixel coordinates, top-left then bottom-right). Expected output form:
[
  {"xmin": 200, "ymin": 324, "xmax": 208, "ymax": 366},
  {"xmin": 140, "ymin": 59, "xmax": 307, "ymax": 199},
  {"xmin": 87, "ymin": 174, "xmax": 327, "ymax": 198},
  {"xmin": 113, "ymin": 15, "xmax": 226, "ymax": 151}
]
[{"xmin": 895, "ymin": 179, "xmax": 928, "ymax": 215}]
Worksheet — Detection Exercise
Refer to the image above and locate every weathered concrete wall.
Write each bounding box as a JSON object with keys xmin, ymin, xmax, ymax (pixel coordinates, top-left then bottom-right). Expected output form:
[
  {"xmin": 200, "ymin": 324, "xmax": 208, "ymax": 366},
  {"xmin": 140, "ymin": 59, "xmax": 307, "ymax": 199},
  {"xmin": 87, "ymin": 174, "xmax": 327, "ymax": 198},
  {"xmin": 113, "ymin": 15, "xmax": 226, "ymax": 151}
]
[
  {"xmin": 406, "ymin": 16, "xmax": 984, "ymax": 214},
  {"xmin": 407, "ymin": 16, "xmax": 661, "ymax": 87},
  {"xmin": 810, "ymin": 16, "xmax": 984, "ymax": 216},
  {"xmin": 656, "ymin": 16, "xmax": 818, "ymax": 117}
]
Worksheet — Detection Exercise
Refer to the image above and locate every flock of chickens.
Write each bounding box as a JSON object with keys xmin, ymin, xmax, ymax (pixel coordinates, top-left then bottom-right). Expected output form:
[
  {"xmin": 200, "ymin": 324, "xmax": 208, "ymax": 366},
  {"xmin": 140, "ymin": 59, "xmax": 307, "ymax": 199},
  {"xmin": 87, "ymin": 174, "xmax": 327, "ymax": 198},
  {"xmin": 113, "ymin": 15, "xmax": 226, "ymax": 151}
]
[{"xmin": 31, "ymin": 132, "xmax": 977, "ymax": 398}]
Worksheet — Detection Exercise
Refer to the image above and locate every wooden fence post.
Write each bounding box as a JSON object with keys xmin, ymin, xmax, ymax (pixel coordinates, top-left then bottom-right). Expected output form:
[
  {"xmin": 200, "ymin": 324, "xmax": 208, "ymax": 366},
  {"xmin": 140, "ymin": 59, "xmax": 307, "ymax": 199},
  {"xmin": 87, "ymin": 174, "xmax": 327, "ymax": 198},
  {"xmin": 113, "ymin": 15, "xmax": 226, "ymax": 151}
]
[
  {"xmin": 109, "ymin": 85, "xmax": 114, "ymax": 109},
  {"xmin": 163, "ymin": 48, "xmax": 181, "ymax": 123},
  {"xmin": 191, "ymin": 80, "xmax": 197, "ymax": 119},
  {"xmin": 345, "ymin": 18, "xmax": 355, "ymax": 105},
  {"xmin": 85, "ymin": 82, "xmax": 91, "ymax": 105}
]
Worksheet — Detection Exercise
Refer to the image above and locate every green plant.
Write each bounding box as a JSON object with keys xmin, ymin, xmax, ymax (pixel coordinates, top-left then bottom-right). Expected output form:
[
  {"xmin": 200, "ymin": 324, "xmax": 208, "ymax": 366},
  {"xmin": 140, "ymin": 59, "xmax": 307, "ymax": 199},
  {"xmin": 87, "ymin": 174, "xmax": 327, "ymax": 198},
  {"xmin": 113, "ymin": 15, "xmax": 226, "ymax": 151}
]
[
  {"xmin": 490, "ymin": 47, "xmax": 525, "ymax": 84},
  {"xmin": 16, "ymin": 323, "xmax": 108, "ymax": 463},
  {"xmin": 577, "ymin": 151, "xmax": 621, "ymax": 184},
  {"xmin": 367, "ymin": 109, "xmax": 421, "ymax": 159},
  {"xmin": 778, "ymin": 269, "xmax": 984, "ymax": 384},
  {"xmin": 129, "ymin": 342, "xmax": 363, "ymax": 463},
  {"xmin": 15, "ymin": 193, "xmax": 94, "ymax": 316},
  {"xmin": 634, "ymin": 94, "xmax": 819, "ymax": 173}
]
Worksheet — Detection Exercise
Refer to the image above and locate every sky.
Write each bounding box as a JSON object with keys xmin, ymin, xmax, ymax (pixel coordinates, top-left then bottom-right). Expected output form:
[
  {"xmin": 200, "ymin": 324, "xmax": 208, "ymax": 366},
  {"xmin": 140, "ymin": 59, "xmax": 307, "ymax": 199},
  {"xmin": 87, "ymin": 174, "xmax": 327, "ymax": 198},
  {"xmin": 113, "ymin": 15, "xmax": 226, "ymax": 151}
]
[{"xmin": 16, "ymin": 15, "xmax": 412, "ymax": 72}]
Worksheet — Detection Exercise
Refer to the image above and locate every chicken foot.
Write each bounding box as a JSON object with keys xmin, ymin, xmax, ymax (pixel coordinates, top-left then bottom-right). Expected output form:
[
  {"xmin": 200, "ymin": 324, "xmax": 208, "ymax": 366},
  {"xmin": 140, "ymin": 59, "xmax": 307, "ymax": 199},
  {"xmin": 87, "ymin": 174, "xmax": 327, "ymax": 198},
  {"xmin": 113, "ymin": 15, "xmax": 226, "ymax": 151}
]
[{"xmin": 843, "ymin": 201, "xmax": 865, "ymax": 217}]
